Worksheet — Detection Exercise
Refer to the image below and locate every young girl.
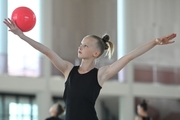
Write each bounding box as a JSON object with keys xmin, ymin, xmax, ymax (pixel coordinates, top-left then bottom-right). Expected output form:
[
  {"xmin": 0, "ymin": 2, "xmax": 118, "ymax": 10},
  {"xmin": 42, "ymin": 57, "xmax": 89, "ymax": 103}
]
[
  {"xmin": 135, "ymin": 100, "xmax": 152, "ymax": 120},
  {"xmin": 3, "ymin": 18, "xmax": 176, "ymax": 120}
]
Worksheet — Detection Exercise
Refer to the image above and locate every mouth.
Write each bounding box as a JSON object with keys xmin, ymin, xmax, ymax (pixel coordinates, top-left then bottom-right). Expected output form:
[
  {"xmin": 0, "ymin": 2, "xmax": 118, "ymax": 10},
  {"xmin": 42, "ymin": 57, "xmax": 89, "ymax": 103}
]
[{"xmin": 78, "ymin": 50, "xmax": 82, "ymax": 54}]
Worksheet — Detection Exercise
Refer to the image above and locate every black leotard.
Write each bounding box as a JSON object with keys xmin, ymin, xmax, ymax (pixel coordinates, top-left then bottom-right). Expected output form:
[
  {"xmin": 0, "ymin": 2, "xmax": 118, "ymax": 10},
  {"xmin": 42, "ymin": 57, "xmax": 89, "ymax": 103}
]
[{"xmin": 63, "ymin": 66, "xmax": 102, "ymax": 120}]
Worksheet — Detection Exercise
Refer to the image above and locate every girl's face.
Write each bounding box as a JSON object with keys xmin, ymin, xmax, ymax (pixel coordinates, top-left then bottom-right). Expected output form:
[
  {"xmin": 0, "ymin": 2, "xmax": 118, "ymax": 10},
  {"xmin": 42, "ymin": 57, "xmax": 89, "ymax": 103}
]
[
  {"xmin": 137, "ymin": 105, "xmax": 144, "ymax": 115},
  {"xmin": 49, "ymin": 104, "xmax": 58, "ymax": 116},
  {"xmin": 78, "ymin": 36, "xmax": 100, "ymax": 59}
]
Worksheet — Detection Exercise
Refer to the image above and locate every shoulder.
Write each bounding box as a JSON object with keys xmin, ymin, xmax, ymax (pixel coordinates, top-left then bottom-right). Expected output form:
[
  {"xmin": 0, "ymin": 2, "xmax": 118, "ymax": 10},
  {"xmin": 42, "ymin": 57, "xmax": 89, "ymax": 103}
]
[
  {"xmin": 64, "ymin": 65, "xmax": 76, "ymax": 80},
  {"xmin": 45, "ymin": 117, "xmax": 51, "ymax": 120},
  {"xmin": 93, "ymin": 67, "xmax": 98, "ymax": 72}
]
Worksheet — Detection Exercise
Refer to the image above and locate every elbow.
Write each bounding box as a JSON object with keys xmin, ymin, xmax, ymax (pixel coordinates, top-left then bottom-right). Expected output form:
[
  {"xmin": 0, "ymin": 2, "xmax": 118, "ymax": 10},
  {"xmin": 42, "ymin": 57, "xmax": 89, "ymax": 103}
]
[
  {"xmin": 124, "ymin": 54, "xmax": 133, "ymax": 62},
  {"xmin": 44, "ymin": 49, "xmax": 52, "ymax": 57}
]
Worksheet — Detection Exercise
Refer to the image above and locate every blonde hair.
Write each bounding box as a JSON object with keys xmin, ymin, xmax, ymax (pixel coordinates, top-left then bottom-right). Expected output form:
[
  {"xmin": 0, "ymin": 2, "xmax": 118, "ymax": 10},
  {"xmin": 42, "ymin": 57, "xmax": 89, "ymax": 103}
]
[{"xmin": 89, "ymin": 34, "xmax": 114, "ymax": 59}]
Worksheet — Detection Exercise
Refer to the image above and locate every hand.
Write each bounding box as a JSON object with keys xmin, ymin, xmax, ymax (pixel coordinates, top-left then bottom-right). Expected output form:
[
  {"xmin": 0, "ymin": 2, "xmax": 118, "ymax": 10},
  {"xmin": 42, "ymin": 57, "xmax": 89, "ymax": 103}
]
[
  {"xmin": 155, "ymin": 33, "xmax": 176, "ymax": 45},
  {"xmin": 3, "ymin": 18, "xmax": 24, "ymax": 36}
]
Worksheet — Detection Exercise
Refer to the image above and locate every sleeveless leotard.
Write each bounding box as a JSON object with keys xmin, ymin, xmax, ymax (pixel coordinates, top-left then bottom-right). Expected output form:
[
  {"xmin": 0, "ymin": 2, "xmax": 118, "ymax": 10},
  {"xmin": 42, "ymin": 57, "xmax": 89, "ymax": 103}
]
[{"xmin": 63, "ymin": 66, "xmax": 102, "ymax": 120}]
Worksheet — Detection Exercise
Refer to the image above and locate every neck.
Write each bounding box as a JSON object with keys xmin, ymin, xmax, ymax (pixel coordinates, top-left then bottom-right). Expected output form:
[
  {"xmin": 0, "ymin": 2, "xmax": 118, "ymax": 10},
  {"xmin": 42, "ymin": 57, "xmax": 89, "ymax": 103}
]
[
  {"xmin": 79, "ymin": 59, "xmax": 95, "ymax": 72},
  {"xmin": 51, "ymin": 113, "xmax": 57, "ymax": 117},
  {"xmin": 139, "ymin": 111, "xmax": 148, "ymax": 117}
]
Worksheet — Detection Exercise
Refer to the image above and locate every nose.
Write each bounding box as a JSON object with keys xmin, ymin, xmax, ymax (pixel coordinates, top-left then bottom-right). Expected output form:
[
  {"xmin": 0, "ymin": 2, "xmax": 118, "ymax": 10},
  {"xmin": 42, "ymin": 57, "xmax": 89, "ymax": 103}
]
[{"xmin": 79, "ymin": 45, "xmax": 83, "ymax": 50}]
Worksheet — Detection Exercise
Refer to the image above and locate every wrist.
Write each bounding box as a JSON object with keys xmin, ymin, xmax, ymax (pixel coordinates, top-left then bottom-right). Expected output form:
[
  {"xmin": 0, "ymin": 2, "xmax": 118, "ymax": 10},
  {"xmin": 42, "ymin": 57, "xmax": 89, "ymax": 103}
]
[
  {"xmin": 18, "ymin": 33, "xmax": 25, "ymax": 39},
  {"xmin": 154, "ymin": 38, "xmax": 162, "ymax": 45}
]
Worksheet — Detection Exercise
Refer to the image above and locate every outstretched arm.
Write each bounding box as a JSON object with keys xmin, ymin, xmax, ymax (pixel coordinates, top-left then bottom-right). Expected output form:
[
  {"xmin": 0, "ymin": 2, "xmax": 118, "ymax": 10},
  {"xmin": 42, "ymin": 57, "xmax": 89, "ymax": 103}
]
[
  {"xmin": 3, "ymin": 18, "xmax": 73, "ymax": 78},
  {"xmin": 98, "ymin": 33, "xmax": 176, "ymax": 86}
]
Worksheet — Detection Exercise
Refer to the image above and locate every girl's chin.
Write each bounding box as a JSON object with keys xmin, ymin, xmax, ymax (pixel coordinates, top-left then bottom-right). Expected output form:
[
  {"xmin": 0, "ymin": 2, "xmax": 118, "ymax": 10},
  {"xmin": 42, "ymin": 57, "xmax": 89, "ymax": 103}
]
[
  {"xmin": 78, "ymin": 55, "xmax": 86, "ymax": 59},
  {"xmin": 77, "ymin": 55, "xmax": 82, "ymax": 59}
]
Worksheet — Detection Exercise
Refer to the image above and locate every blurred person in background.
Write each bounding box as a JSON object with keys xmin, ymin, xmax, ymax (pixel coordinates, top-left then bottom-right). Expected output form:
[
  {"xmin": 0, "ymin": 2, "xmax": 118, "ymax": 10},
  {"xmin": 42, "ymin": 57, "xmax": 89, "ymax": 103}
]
[
  {"xmin": 135, "ymin": 99, "xmax": 152, "ymax": 120},
  {"xmin": 45, "ymin": 103, "xmax": 65, "ymax": 120}
]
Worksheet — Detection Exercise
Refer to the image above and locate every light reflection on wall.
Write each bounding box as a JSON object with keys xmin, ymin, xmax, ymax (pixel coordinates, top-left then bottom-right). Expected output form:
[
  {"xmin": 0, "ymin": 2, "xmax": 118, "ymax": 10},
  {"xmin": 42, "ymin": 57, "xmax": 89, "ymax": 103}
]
[
  {"xmin": 117, "ymin": 0, "xmax": 125, "ymax": 82},
  {"xmin": 7, "ymin": 0, "xmax": 41, "ymax": 77}
]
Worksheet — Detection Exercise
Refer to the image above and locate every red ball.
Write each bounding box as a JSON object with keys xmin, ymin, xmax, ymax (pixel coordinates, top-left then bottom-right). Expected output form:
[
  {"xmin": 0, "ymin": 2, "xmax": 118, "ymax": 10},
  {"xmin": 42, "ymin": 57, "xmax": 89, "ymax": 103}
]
[{"xmin": 11, "ymin": 6, "xmax": 36, "ymax": 32}]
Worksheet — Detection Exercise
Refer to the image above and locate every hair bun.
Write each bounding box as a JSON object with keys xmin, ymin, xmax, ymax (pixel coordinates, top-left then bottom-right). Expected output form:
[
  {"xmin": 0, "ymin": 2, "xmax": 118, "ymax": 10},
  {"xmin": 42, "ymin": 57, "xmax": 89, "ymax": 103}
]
[
  {"xmin": 142, "ymin": 100, "xmax": 146, "ymax": 104},
  {"xmin": 102, "ymin": 34, "xmax": 110, "ymax": 43}
]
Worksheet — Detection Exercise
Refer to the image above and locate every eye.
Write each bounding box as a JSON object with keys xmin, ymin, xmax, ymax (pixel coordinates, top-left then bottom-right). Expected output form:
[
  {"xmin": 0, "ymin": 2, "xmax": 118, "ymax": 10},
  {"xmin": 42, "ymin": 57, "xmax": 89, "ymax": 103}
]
[
  {"xmin": 84, "ymin": 45, "xmax": 88, "ymax": 47},
  {"xmin": 79, "ymin": 43, "xmax": 88, "ymax": 48}
]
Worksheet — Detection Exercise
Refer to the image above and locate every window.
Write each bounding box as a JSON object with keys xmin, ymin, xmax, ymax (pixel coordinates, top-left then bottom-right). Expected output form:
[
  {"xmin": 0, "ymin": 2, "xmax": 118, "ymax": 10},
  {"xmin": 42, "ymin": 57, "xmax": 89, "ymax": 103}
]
[
  {"xmin": 7, "ymin": 0, "xmax": 41, "ymax": 77},
  {"xmin": 0, "ymin": 93, "xmax": 38, "ymax": 120}
]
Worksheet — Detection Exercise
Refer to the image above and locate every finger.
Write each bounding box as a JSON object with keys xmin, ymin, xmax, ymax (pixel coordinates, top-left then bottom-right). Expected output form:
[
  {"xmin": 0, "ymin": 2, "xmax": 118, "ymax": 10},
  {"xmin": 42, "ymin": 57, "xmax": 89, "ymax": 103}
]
[
  {"xmin": 161, "ymin": 40, "xmax": 175, "ymax": 45},
  {"xmin": 4, "ymin": 18, "xmax": 12, "ymax": 27},
  {"xmin": 167, "ymin": 34, "xmax": 176, "ymax": 40},
  {"xmin": 3, "ymin": 19, "xmax": 11, "ymax": 28},
  {"xmin": 168, "ymin": 40, "xmax": 175, "ymax": 43},
  {"xmin": 11, "ymin": 20, "xmax": 17, "ymax": 27},
  {"xmin": 7, "ymin": 18, "xmax": 15, "ymax": 27},
  {"xmin": 7, "ymin": 18, "xmax": 12, "ymax": 24},
  {"xmin": 8, "ymin": 18, "xmax": 16, "ymax": 27},
  {"xmin": 166, "ymin": 33, "xmax": 176, "ymax": 40},
  {"xmin": 3, "ymin": 18, "xmax": 9, "ymax": 24},
  {"xmin": 7, "ymin": 18, "xmax": 12, "ymax": 23}
]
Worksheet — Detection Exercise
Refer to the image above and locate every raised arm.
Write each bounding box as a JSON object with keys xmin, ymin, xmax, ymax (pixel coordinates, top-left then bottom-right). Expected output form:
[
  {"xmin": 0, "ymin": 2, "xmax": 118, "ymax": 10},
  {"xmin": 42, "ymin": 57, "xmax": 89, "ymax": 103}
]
[
  {"xmin": 98, "ymin": 33, "xmax": 176, "ymax": 86},
  {"xmin": 3, "ymin": 18, "xmax": 73, "ymax": 78}
]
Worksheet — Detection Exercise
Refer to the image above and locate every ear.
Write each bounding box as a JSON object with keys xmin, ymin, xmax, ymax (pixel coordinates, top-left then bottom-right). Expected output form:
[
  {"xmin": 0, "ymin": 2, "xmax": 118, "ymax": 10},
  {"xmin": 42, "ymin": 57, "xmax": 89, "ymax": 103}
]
[{"xmin": 93, "ymin": 50, "xmax": 101, "ymax": 58}]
